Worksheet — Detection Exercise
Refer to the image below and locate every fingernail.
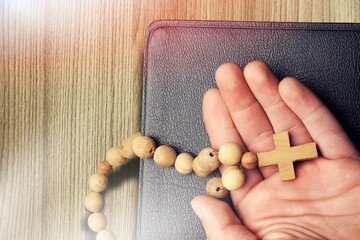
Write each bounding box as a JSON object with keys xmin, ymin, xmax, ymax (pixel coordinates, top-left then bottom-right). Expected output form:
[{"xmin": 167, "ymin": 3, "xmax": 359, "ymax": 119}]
[{"xmin": 191, "ymin": 198, "xmax": 203, "ymax": 221}]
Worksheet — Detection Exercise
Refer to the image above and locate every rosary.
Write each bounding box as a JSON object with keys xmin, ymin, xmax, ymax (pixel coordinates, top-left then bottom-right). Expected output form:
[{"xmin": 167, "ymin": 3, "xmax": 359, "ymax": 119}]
[{"xmin": 85, "ymin": 131, "xmax": 318, "ymax": 239}]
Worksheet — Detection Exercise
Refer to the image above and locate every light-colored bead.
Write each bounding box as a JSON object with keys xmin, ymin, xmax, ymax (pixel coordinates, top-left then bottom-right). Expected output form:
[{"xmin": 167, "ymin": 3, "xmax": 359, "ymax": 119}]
[
  {"xmin": 197, "ymin": 147, "xmax": 220, "ymax": 173},
  {"xmin": 241, "ymin": 152, "xmax": 258, "ymax": 170},
  {"xmin": 88, "ymin": 212, "xmax": 107, "ymax": 232},
  {"xmin": 84, "ymin": 192, "xmax": 104, "ymax": 212},
  {"xmin": 106, "ymin": 147, "xmax": 127, "ymax": 167},
  {"xmin": 98, "ymin": 161, "xmax": 112, "ymax": 175},
  {"xmin": 132, "ymin": 135, "xmax": 157, "ymax": 159},
  {"xmin": 192, "ymin": 157, "xmax": 210, "ymax": 177},
  {"xmin": 154, "ymin": 145, "xmax": 177, "ymax": 167},
  {"xmin": 218, "ymin": 143, "xmax": 243, "ymax": 166},
  {"xmin": 89, "ymin": 173, "xmax": 108, "ymax": 193},
  {"xmin": 96, "ymin": 229, "xmax": 116, "ymax": 240},
  {"xmin": 175, "ymin": 153, "xmax": 194, "ymax": 174},
  {"xmin": 119, "ymin": 132, "xmax": 141, "ymax": 158},
  {"xmin": 221, "ymin": 166, "xmax": 245, "ymax": 191},
  {"xmin": 206, "ymin": 177, "xmax": 229, "ymax": 199}
]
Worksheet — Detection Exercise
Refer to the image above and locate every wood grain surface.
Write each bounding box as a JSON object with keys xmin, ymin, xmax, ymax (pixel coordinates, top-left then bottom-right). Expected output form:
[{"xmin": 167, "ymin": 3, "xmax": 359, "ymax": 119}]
[{"xmin": 1, "ymin": 0, "xmax": 359, "ymax": 239}]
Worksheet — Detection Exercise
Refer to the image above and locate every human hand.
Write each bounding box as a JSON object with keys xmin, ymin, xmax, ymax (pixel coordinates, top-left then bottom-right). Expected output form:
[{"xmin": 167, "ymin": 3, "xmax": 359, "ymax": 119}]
[{"xmin": 191, "ymin": 61, "xmax": 360, "ymax": 240}]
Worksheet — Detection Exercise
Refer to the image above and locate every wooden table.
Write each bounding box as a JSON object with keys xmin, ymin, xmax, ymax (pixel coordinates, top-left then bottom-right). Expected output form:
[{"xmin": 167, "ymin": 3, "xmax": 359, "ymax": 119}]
[{"xmin": 1, "ymin": 1, "xmax": 359, "ymax": 239}]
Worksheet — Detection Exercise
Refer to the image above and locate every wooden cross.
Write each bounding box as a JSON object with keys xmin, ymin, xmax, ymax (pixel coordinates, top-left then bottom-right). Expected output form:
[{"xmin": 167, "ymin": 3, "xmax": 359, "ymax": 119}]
[{"xmin": 257, "ymin": 131, "xmax": 318, "ymax": 181}]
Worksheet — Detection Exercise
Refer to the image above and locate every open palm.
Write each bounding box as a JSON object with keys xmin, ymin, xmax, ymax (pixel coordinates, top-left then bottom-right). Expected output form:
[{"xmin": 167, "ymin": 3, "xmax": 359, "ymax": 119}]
[{"xmin": 191, "ymin": 61, "xmax": 360, "ymax": 239}]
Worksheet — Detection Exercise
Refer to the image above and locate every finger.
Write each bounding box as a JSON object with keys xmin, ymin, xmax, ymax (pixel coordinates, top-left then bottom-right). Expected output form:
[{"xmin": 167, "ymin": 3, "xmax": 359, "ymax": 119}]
[
  {"xmin": 191, "ymin": 195, "xmax": 257, "ymax": 240},
  {"xmin": 215, "ymin": 62, "xmax": 275, "ymax": 178},
  {"xmin": 242, "ymin": 61, "xmax": 313, "ymax": 179},
  {"xmin": 279, "ymin": 77, "xmax": 359, "ymax": 159},
  {"xmin": 202, "ymin": 88, "xmax": 263, "ymax": 201},
  {"xmin": 203, "ymin": 88, "xmax": 243, "ymax": 149},
  {"xmin": 243, "ymin": 61, "xmax": 312, "ymax": 146}
]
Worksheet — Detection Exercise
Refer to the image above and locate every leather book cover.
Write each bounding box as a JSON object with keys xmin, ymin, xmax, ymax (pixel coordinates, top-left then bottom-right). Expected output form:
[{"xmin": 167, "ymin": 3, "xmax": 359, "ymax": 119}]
[{"xmin": 136, "ymin": 20, "xmax": 360, "ymax": 240}]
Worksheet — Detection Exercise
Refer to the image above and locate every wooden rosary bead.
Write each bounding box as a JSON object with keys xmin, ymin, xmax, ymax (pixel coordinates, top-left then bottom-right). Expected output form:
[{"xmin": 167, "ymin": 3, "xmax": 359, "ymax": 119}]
[
  {"xmin": 96, "ymin": 229, "xmax": 116, "ymax": 240},
  {"xmin": 197, "ymin": 147, "xmax": 220, "ymax": 173},
  {"xmin": 218, "ymin": 143, "xmax": 243, "ymax": 166},
  {"xmin": 85, "ymin": 192, "xmax": 104, "ymax": 212},
  {"xmin": 221, "ymin": 166, "xmax": 245, "ymax": 191},
  {"xmin": 98, "ymin": 161, "xmax": 112, "ymax": 175},
  {"xmin": 88, "ymin": 212, "xmax": 107, "ymax": 232},
  {"xmin": 89, "ymin": 173, "xmax": 108, "ymax": 193},
  {"xmin": 241, "ymin": 152, "xmax": 258, "ymax": 170},
  {"xmin": 175, "ymin": 152, "xmax": 194, "ymax": 174},
  {"xmin": 154, "ymin": 145, "xmax": 177, "ymax": 167},
  {"xmin": 106, "ymin": 147, "xmax": 127, "ymax": 167},
  {"xmin": 119, "ymin": 139, "xmax": 136, "ymax": 159},
  {"xmin": 206, "ymin": 177, "xmax": 229, "ymax": 199},
  {"xmin": 192, "ymin": 157, "xmax": 210, "ymax": 177},
  {"xmin": 132, "ymin": 135, "xmax": 157, "ymax": 159},
  {"xmin": 119, "ymin": 132, "xmax": 141, "ymax": 159}
]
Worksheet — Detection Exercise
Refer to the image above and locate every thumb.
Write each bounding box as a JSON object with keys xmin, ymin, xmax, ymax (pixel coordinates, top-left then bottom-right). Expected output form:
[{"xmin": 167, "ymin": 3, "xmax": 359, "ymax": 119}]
[{"xmin": 191, "ymin": 195, "xmax": 257, "ymax": 240}]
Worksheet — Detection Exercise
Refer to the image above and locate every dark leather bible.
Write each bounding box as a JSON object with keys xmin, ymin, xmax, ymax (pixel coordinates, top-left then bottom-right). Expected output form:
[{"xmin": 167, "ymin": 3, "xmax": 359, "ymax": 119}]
[{"xmin": 136, "ymin": 21, "xmax": 360, "ymax": 240}]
